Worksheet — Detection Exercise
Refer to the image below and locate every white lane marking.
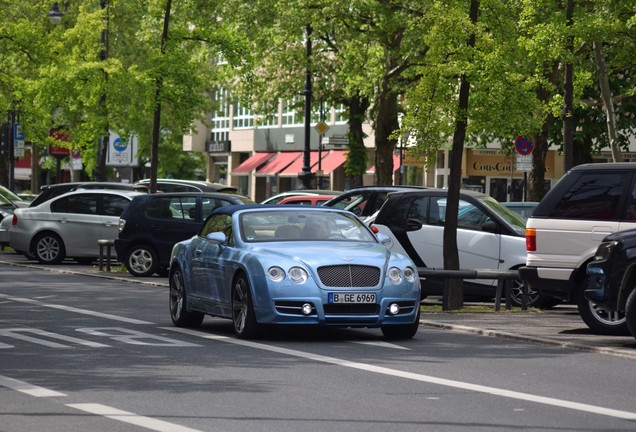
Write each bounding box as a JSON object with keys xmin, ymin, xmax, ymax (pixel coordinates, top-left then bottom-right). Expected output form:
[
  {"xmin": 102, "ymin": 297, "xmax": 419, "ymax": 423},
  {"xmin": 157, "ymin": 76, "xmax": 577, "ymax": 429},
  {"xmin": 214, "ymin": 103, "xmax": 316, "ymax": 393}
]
[
  {"xmin": 0, "ymin": 374, "xmax": 67, "ymax": 397},
  {"xmin": 76, "ymin": 327, "xmax": 201, "ymax": 347},
  {"xmin": 67, "ymin": 403, "xmax": 204, "ymax": 432},
  {"xmin": 164, "ymin": 327, "xmax": 636, "ymax": 421},
  {"xmin": 354, "ymin": 341, "xmax": 410, "ymax": 350},
  {"xmin": 0, "ymin": 294, "xmax": 153, "ymax": 324},
  {"xmin": 0, "ymin": 328, "xmax": 110, "ymax": 348}
]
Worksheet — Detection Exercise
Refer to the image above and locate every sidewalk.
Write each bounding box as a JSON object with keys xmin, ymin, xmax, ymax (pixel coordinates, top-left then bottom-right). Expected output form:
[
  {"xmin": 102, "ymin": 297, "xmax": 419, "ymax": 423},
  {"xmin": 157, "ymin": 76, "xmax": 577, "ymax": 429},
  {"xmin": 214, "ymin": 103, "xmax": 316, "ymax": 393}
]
[{"xmin": 2, "ymin": 249, "xmax": 636, "ymax": 359}]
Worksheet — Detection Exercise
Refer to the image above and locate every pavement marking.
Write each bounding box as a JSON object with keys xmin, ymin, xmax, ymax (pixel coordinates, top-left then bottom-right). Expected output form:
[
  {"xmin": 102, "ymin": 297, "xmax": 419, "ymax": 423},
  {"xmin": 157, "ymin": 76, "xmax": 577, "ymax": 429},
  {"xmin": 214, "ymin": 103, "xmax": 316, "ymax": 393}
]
[
  {"xmin": 353, "ymin": 341, "xmax": 410, "ymax": 350},
  {"xmin": 67, "ymin": 404, "xmax": 204, "ymax": 432},
  {"xmin": 0, "ymin": 328, "xmax": 110, "ymax": 348},
  {"xmin": 0, "ymin": 294, "xmax": 154, "ymax": 324},
  {"xmin": 0, "ymin": 374, "xmax": 67, "ymax": 397},
  {"xmin": 164, "ymin": 327, "xmax": 636, "ymax": 421}
]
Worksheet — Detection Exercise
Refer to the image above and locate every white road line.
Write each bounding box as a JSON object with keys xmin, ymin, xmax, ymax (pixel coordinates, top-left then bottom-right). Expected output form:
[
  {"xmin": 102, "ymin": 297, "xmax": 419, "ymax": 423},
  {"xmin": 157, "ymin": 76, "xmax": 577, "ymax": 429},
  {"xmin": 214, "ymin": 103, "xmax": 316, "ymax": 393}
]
[
  {"xmin": 164, "ymin": 327, "xmax": 636, "ymax": 421},
  {"xmin": 0, "ymin": 294, "xmax": 153, "ymax": 324},
  {"xmin": 0, "ymin": 328, "xmax": 110, "ymax": 348},
  {"xmin": 354, "ymin": 341, "xmax": 410, "ymax": 350},
  {"xmin": 0, "ymin": 375, "xmax": 67, "ymax": 397},
  {"xmin": 67, "ymin": 404, "xmax": 204, "ymax": 432}
]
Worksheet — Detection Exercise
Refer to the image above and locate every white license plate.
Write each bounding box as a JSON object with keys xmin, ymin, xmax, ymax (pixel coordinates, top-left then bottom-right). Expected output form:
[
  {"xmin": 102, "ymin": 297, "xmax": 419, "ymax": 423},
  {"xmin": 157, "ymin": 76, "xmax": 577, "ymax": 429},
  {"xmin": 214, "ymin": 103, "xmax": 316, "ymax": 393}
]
[{"xmin": 328, "ymin": 292, "xmax": 376, "ymax": 304}]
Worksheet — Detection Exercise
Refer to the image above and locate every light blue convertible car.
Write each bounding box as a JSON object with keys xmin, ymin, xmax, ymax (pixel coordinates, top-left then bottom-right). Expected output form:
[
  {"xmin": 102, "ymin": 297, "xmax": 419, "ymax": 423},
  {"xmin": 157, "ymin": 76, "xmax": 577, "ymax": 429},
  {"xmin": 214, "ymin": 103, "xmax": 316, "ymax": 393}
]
[{"xmin": 169, "ymin": 205, "xmax": 421, "ymax": 339}]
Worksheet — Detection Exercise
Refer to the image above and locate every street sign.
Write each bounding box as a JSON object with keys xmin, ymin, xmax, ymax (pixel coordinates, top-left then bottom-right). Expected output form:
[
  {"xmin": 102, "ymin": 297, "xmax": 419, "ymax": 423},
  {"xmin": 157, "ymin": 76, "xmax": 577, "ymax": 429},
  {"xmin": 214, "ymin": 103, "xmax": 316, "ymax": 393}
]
[
  {"xmin": 14, "ymin": 123, "xmax": 25, "ymax": 158},
  {"xmin": 514, "ymin": 135, "xmax": 534, "ymax": 155},
  {"xmin": 516, "ymin": 154, "xmax": 532, "ymax": 172},
  {"xmin": 314, "ymin": 121, "xmax": 329, "ymax": 135}
]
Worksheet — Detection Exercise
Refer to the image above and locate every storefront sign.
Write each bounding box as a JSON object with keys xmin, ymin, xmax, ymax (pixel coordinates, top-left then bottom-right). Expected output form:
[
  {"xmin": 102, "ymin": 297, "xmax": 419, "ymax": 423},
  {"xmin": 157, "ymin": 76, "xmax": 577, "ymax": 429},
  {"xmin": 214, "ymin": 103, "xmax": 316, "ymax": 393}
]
[{"xmin": 208, "ymin": 140, "xmax": 230, "ymax": 153}]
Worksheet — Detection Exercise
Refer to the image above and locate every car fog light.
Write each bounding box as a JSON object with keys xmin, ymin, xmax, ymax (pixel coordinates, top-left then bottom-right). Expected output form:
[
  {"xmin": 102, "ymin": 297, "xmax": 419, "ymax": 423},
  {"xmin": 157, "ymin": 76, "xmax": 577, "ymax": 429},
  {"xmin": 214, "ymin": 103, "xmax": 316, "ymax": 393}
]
[
  {"xmin": 302, "ymin": 303, "xmax": 313, "ymax": 315},
  {"xmin": 388, "ymin": 303, "xmax": 400, "ymax": 315}
]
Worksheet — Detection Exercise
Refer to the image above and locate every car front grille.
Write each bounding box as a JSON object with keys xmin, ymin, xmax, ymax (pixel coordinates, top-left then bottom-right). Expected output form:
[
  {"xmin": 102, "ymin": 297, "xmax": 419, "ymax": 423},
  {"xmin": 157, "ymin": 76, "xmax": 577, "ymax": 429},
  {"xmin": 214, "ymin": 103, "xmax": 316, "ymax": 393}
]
[{"xmin": 317, "ymin": 265, "xmax": 381, "ymax": 287}]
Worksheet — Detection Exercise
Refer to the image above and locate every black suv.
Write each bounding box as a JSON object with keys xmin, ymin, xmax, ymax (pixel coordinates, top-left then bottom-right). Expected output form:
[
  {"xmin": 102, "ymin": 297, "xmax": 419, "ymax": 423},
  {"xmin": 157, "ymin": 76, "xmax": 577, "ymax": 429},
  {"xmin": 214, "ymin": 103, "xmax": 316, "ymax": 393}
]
[
  {"xmin": 115, "ymin": 192, "xmax": 254, "ymax": 277},
  {"xmin": 586, "ymin": 230, "xmax": 636, "ymax": 338}
]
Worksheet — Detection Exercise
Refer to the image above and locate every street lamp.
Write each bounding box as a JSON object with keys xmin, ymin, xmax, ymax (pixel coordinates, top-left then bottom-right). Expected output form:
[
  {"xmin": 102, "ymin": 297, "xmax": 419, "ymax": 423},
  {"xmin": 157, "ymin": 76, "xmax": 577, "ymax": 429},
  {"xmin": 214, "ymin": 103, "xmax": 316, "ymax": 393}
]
[
  {"xmin": 48, "ymin": 3, "xmax": 64, "ymax": 25},
  {"xmin": 298, "ymin": 25, "xmax": 314, "ymax": 190}
]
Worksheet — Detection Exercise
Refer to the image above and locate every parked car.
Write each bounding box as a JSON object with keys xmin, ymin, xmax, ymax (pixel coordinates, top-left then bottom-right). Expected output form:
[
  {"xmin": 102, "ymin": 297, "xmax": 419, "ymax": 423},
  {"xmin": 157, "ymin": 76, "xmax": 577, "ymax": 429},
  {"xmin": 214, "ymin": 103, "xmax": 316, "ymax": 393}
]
[
  {"xmin": 9, "ymin": 189, "xmax": 144, "ymax": 264},
  {"xmin": 520, "ymin": 162, "xmax": 636, "ymax": 335},
  {"xmin": 502, "ymin": 201, "xmax": 538, "ymax": 219},
  {"xmin": 260, "ymin": 189, "xmax": 342, "ymax": 204},
  {"xmin": 115, "ymin": 192, "xmax": 255, "ymax": 277},
  {"xmin": 586, "ymin": 229, "xmax": 636, "ymax": 340},
  {"xmin": 29, "ymin": 181, "xmax": 148, "ymax": 208},
  {"xmin": 0, "ymin": 185, "xmax": 29, "ymax": 208},
  {"xmin": 277, "ymin": 195, "xmax": 336, "ymax": 206},
  {"xmin": 323, "ymin": 186, "xmax": 426, "ymax": 221},
  {"xmin": 371, "ymin": 188, "xmax": 558, "ymax": 308},
  {"xmin": 168, "ymin": 205, "xmax": 421, "ymax": 339},
  {"xmin": 136, "ymin": 178, "xmax": 237, "ymax": 193},
  {"xmin": 0, "ymin": 195, "xmax": 18, "ymax": 248}
]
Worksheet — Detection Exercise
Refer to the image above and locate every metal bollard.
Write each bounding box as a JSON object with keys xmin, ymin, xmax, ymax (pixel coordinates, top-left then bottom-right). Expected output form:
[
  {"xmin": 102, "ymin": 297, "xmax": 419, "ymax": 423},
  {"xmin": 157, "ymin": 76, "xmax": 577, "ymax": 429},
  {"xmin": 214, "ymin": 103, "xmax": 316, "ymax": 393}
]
[{"xmin": 97, "ymin": 239, "xmax": 115, "ymax": 272}]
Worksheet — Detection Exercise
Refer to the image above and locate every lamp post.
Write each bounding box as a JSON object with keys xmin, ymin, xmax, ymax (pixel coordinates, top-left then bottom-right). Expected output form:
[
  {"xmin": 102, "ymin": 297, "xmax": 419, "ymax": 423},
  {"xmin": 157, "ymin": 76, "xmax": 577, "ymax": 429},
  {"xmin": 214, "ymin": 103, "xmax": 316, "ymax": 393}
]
[{"xmin": 298, "ymin": 25, "xmax": 314, "ymax": 190}]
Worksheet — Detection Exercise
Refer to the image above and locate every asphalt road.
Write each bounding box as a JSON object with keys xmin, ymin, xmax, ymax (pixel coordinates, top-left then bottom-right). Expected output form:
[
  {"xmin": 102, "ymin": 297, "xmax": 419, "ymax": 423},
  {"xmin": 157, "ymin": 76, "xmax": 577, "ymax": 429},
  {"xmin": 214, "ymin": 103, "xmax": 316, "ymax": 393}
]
[{"xmin": 1, "ymin": 252, "xmax": 636, "ymax": 431}]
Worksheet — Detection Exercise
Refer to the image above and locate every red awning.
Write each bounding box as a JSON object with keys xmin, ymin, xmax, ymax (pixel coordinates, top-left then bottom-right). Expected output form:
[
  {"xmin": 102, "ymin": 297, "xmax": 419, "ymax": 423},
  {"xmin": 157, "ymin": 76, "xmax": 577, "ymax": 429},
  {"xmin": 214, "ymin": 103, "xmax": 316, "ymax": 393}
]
[
  {"xmin": 279, "ymin": 151, "xmax": 324, "ymax": 176},
  {"xmin": 317, "ymin": 150, "xmax": 347, "ymax": 174},
  {"xmin": 232, "ymin": 152, "xmax": 275, "ymax": 175},
  {"xmin": 366, "ymin": 153, "xmax": 400, "ymax": 173},
  {"xmin": 255, "ymin": 152, "xmax": 302, "ymax": 176}
]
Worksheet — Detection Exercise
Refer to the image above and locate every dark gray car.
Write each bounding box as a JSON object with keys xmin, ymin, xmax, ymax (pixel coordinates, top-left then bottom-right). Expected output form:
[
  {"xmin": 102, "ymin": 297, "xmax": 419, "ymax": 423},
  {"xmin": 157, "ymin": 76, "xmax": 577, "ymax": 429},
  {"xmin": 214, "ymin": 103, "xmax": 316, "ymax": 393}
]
[{"xmin": 114, "ymin": 192, "xmax": 254, "ymax": 277}]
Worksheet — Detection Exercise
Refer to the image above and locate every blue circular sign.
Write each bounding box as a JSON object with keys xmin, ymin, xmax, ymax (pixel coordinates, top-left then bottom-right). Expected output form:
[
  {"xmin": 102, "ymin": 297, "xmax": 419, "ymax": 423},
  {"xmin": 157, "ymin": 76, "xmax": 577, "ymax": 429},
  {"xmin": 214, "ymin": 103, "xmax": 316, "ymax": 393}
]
[{"xmin": 113, "ymin": 137, "xmax": 127, "ymax": 152}]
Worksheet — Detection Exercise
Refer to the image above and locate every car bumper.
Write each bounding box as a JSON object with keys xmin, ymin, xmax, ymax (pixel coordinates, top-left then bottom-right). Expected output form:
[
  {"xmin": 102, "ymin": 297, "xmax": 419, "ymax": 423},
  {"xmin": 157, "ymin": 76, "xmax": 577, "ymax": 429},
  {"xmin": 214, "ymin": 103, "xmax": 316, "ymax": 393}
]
[
  {"xmin": 584, "ymin": 261, "xmax": 613, "ymax": 308},
  {"xmin": 518, "ymin": 266, "xmax": 573, "ymax": 301}
]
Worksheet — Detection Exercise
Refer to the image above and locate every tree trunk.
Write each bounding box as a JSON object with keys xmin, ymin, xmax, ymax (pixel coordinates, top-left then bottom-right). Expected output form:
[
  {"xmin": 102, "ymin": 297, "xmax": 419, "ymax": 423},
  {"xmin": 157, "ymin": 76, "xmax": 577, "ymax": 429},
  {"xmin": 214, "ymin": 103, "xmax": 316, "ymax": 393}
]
[
  {"xmin": 373, "ymin": 75, "xmax": 399, "ymax": 186},
  {"xmin": 442, "ymin": 0, "xmax": 480, "ymax": 311},
  {"xmin": 561, "ymin": 0, "xmax": 575, "ymax": 171},
  {"xmin": 345, "ymin": 94, "xmax": 369, "ymax": 189},
  {"xmin": 593, "ymin": 41, "xmax": 621, "ymax": 162}
]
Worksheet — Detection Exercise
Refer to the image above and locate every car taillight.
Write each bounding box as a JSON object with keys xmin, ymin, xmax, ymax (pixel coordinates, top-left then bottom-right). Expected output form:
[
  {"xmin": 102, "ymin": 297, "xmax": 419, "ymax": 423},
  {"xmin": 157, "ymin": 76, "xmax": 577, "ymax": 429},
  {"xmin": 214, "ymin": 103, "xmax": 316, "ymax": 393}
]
[
  {"xmin": 526, "ymin": 228, "xmax": 536, "ymax": 251},
  {"xmin": 12, "ymin": 214, "xmax": 17, "ymax": 226},
  {"xmin": 370, "ymin": 225, "xmax": 379, "ymax": 234}
]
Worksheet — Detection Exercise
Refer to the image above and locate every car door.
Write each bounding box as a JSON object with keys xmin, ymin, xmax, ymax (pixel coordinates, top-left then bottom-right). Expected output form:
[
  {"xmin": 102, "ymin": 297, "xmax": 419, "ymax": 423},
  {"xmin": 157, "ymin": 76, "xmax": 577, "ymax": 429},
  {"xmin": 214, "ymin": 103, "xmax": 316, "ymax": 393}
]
[
  {"xmin": 50, "ymin": 193, "xmax": 101, "ymax": 255},
  {"xmin": 99, "ymin": 193, "xmax": 132, "ymax": 241},
  {"xmin": 145, "ymin": 196, "xmax": 200, "ymax": 261},
  {"xmin": 405, "ymin": 195, "xmax": 501, "ymax": 282},
  {"xmin": 190, "ymin": 214, "xmax": 233, "ymax": 310}
]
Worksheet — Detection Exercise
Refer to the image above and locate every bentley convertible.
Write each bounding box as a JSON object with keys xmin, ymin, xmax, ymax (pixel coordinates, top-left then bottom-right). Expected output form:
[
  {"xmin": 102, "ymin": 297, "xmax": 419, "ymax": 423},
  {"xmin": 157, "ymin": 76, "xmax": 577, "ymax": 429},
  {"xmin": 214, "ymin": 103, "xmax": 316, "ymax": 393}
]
[{"xmin": 169, "ymin": 205, "xmax": 421, "ymax": 339}]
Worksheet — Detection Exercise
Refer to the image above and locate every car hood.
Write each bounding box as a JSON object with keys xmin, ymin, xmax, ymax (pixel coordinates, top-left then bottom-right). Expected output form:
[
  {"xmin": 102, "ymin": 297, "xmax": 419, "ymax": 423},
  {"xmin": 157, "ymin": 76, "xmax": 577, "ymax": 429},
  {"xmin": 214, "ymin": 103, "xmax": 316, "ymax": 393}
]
[{"xmin": 249, "ymin": 241, "xmax": 400, "ymax": 268}]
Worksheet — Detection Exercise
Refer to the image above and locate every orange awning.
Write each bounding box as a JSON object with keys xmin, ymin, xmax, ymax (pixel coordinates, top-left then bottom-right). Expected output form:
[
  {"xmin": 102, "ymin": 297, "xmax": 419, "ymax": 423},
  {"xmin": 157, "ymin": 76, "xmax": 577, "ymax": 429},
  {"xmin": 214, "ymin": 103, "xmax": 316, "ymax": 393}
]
[
  {"xmin": 279, "ymin": 151, "xmax": 324, "ymax": 176},
  {"xmin": 232, "ymin": 152, "xmax": 275, "ymax": 175},
  {"xmin": 317, "ymin": 150, "xmax": 347, "ymax": 174},
  {"xmin": 255, "ymin": 152, "xmax": 302, "ymax": 176}
]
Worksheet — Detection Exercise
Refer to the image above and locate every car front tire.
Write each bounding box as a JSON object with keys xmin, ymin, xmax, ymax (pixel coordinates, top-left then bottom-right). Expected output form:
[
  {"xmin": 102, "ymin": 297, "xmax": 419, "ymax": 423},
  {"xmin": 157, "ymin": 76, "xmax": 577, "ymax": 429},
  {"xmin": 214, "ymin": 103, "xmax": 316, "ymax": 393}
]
[
  {"xmin": 125, "ymin": 244, "xmax": 159, "ymax": 277},
  {"xmin": 232, "ymin": 273, "xmax": 260, "ymax": 339},
  {"xmin": 33, "ymin": 232, "xmax": 65, "ymax": 264},
  {"xmin": 169, "ymin": 267, "xmax": 203, "ymax": 328}
]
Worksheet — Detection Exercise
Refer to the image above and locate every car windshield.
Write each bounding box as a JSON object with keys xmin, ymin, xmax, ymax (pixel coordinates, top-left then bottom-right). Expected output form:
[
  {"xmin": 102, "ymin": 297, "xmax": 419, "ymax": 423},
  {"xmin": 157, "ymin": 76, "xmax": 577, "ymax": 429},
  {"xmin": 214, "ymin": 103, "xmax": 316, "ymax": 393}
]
[
  {"xmin": 477, "ymin": 195, "xmax": 527, "ymax": 235},
  {"xmin": 239, "ymin": 210, "xmax": 376, "ymax": 242}
]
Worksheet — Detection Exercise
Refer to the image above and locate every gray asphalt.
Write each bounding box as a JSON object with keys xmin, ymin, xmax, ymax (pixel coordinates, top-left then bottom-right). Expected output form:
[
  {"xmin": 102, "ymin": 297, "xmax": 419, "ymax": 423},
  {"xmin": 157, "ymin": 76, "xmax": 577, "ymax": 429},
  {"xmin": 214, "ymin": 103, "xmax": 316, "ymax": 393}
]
[{"xmin": 2, "ymin": 248, "xmax": 636, "ymax": 360}]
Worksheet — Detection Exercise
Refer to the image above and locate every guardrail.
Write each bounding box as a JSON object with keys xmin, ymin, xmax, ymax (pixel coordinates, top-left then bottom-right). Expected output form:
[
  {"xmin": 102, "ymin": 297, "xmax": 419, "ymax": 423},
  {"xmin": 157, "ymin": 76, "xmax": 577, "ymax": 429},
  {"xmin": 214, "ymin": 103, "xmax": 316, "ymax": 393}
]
[{"xmin": 417, "ymin": 268, "xmax": 528, "ymax": 311}]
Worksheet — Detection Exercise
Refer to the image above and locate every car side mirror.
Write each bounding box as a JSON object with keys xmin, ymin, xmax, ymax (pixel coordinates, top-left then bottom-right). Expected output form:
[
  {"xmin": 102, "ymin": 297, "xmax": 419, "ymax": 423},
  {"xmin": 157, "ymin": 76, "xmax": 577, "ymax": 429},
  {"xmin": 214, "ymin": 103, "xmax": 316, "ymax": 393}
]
[
  {"xmin": 206, "ymin": 232, "xmax": 227, "ymax": 244},
  {"xmin": 406, "ymin": 218, "xmax": 423, "ymax": 231},
  {"xmin": 376, "ymin": 232, "xmax": 393, "ymax": 248},
  {"xmin": 482, "ymin": 220, "xmax": 500, "ymax": 234}
]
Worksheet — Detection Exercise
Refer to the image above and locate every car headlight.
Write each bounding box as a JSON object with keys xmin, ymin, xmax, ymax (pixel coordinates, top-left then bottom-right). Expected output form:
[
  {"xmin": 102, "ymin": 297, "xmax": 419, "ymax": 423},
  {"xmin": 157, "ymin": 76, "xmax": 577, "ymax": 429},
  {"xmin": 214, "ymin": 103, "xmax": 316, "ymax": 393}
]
[
  {"xmin": 267, "ymin": 266, "xmax": 285, "ymax": 282},
  {"xmin": 388, "ymin": 267, "xmax": 403, "ymax": 284},
  {"xmin": 404, "ymin": 266, "xmax": 416, "ymax": 282},
  {"xmin": 594, "ymin": 241, "xmax": 618, "ymax": 261},
  {"xmin": 288, "ymin": 267, "xmax": 308, "ymax": 284}
]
